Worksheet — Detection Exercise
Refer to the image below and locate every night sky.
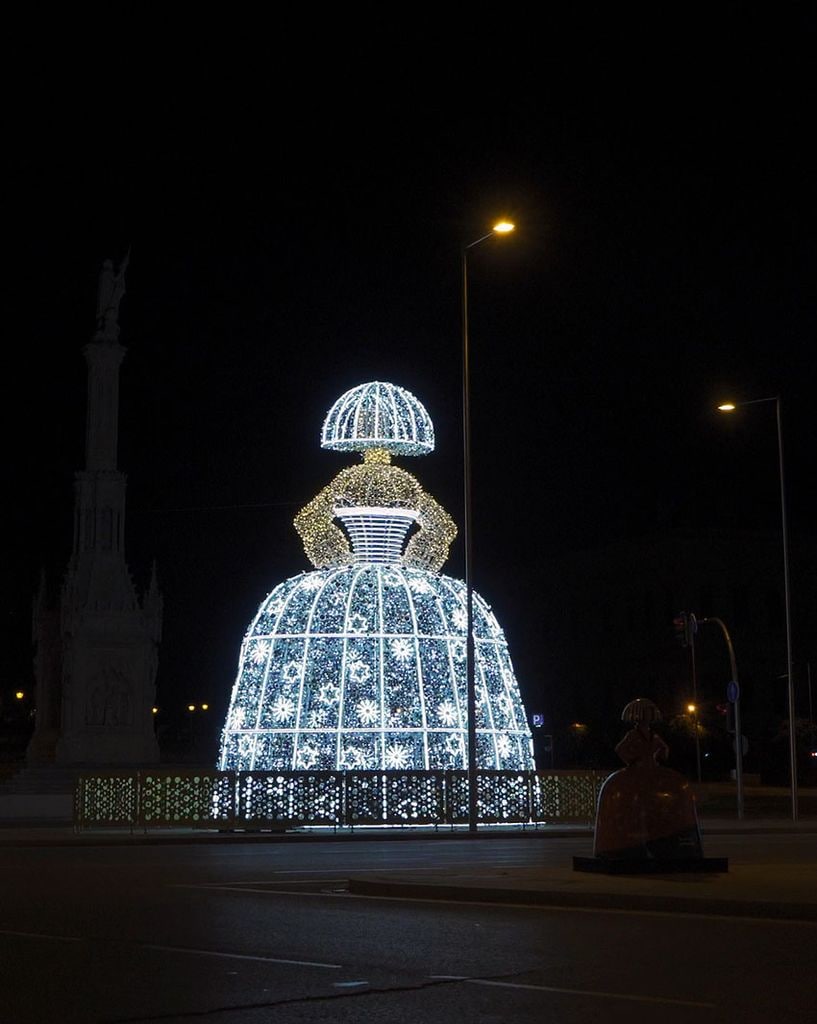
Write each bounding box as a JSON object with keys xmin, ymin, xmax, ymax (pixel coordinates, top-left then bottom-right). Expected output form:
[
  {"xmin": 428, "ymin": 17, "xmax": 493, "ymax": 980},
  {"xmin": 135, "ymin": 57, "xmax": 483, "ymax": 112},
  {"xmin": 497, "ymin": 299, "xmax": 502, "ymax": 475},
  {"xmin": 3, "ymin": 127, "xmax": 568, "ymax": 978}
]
[{"xmin": 5, "ymin": 10, "xmax": 815, "ymax": 754}]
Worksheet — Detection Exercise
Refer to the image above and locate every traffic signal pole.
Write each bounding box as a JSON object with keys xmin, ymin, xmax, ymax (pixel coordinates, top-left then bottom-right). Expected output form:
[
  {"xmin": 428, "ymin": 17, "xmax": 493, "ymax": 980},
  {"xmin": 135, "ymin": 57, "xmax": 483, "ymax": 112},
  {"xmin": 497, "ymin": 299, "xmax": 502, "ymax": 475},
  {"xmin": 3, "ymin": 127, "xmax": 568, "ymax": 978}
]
[
  {"xmin": 675, "ymin": 611, "xmax": 743, "ymax": 819},
  {"xmin": 674, "ymin": 611, "xmax": 702, "ymax": 783},
  {"xmin": 702, "ymin": 616, "xmax": 744, "ymax": 820},
  {"xmin": 689, "ymin": 626, "xmax": 702, "ymax": 783}
]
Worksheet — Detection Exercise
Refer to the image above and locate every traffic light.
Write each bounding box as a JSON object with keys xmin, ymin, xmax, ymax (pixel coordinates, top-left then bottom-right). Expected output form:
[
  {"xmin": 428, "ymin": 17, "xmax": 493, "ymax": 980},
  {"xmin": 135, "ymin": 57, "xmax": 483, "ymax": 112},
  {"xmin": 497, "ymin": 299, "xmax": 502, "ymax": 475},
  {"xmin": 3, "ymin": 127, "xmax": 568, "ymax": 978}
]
[
  {"xmin": 716, "ymin": 701, "xmax": 736, "ymax": 733},
  {"xmin": 673, "ymin": 612, "xmax": 690, "ymax": 647}
]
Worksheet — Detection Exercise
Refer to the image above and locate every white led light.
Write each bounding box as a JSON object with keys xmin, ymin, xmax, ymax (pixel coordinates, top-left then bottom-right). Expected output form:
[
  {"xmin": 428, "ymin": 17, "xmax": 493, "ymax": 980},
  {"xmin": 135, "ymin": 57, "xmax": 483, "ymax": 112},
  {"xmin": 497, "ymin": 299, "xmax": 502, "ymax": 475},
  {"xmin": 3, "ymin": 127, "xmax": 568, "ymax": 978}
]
[
  {"xmin": 321, "ymin": 381, "xmax": 435, "ymax": 455},
  {"xmin": 218, "ymin": 383, "xmax": 535, "ymax": 773},
  {"xmin": 335, "ymin": 506, "xmax": 418, "ymax": 564}
]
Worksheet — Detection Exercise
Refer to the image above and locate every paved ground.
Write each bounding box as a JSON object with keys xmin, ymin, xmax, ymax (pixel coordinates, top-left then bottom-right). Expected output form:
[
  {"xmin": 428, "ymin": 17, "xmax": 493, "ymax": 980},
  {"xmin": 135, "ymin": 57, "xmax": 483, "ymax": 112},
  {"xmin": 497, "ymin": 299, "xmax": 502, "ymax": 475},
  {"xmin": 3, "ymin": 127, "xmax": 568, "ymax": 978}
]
[
  {"xmin": 2, "ymin": 827, "xmax": 815, "ymax": 1021},
  {"xmin": 3, "ymin": 817, "xmax": 816, "ymax": 921}
]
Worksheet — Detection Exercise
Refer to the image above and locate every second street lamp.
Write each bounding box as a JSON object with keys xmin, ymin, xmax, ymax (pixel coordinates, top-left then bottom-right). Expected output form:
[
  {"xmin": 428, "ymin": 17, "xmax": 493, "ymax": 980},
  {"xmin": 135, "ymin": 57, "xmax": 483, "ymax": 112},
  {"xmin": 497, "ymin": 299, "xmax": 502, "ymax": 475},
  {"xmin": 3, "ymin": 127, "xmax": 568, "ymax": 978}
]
[
  {"xmin": 717, "ymin": 396, "xmax": 798, "ymax": 821},
  {"xmin": 462, "ymin": 219, "xmax": 515, "ymax": 833}
]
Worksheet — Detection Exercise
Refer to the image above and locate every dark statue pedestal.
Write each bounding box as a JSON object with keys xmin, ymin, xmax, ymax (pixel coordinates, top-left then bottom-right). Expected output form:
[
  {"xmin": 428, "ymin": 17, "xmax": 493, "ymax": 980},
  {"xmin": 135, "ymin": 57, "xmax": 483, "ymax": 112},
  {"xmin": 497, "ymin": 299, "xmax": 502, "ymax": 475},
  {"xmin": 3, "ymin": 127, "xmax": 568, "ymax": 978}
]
[{"xmin": 573, "ymin": 855, "xmax": 729, "ymax": 874}]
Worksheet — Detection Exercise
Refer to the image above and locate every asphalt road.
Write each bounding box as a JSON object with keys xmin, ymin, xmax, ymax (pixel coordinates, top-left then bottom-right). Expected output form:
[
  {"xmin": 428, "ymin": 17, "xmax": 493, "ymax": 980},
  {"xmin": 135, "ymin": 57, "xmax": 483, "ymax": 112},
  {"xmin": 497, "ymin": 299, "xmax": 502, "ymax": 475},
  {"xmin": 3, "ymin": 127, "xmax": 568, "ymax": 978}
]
[{"xmin": 1, "ymin": 835, "xmax": 815, "ymax": 1023}]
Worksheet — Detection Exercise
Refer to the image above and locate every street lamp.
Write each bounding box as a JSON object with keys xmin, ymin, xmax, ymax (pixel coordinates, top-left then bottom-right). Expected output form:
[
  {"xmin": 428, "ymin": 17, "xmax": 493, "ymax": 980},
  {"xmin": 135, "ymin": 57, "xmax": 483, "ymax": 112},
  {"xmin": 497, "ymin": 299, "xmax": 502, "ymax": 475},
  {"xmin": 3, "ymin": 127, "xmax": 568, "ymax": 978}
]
[
  {"xmin": 718, "ymin": 396, "xmax": 797, "ymax": 820},
  {"xmin": 462, "ymin": 219, "xmax": 515, "ymax": 833}
]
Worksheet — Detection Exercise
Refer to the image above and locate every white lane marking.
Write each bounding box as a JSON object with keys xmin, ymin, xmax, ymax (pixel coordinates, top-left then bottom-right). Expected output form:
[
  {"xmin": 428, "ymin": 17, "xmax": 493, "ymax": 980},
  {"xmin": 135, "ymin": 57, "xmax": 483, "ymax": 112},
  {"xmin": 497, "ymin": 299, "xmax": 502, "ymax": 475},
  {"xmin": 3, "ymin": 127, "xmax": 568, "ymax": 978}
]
[
  {"xmin": 184, "ymin": 878, "xmax": 347, "ymax": 887},
  {"xmin": 0, "ymin": 929, "xmax": 82, "ymax": 943},
  {"xmin": 177, "ymin": 881, "xmax": 817, "ymax": 927},
  {"xmin": 197, "ymin": 862, "xmax": 542, "ymax": 881},
  {"xmin": 276, "ymin": 862, "xmax": 539, "ymax": 872},
  {"xmin": 430, "ymin": 975, "xmax": 714, "ymax": 1008},
  {"xmin": 334, "ymin": 980, "xmax": 369, "ymax": 988},
  {"xmin": 185, "ymin": 885, "xmax": 351, "ymax": 899},
  {"xmin": 288, "ymin": 888, "xmax": 817, "ymax": 925},
  {"xmin": 143, "ymin": 943, "xmax": 342, "ymax": 969}
]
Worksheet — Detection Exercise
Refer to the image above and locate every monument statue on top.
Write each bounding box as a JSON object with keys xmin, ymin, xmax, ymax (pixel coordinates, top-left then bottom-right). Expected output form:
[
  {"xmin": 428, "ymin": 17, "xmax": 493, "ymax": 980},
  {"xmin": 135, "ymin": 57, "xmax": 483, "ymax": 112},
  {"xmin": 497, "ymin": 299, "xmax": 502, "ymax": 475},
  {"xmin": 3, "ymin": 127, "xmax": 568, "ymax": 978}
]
[{"xmin": 95, "ymin": 250, "xmax": 130, "ymax": 340}]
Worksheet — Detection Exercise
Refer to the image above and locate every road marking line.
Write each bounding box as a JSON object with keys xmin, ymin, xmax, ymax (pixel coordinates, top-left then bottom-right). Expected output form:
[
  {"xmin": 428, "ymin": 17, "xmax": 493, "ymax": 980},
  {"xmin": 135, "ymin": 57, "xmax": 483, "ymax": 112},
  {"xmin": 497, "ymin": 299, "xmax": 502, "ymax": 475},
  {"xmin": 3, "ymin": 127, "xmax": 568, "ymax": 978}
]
[
  {"xmin": 0, "ymin": 929, "xmax": 82, "ymax": 943},
  {"xmin": 198, "ymin": 863, "xmax": 541, "ymax": 879},
  {"xmin": 179, "ymin": 878, "xmax": 348, "ymax": 887},
  {"xmin": 430, "ymin": 975, "xmax": 714, "ymax": 1008},
  {"xmin": 176, "ymin": 881, "xmax": 817, "ymax": 927},
  {"xmin": 143, "ymin": 943, "xmax": 342, "ymax": 969},
  {"xmin": 177, "ymin": 884, "xmax": 351, "ymax": 898}
]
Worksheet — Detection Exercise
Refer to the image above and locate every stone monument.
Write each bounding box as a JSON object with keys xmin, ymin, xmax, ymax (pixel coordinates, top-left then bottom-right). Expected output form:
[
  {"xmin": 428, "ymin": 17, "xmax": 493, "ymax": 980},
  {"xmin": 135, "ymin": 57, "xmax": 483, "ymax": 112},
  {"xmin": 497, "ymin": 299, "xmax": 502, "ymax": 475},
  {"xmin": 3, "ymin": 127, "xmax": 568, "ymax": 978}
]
[{"xmin": 27, "ymin": 253, "xmax": 162, "ymax": 766}]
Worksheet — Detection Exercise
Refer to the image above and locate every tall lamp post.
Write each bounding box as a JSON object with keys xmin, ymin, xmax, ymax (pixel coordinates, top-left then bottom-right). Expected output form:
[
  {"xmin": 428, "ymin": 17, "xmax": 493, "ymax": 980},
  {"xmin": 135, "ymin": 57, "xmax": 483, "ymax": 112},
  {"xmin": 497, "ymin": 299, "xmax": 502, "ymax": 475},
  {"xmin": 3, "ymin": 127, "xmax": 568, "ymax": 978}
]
[
  {"xmin": 718, "ymin": 396, "xmax": 797, "ymax": 821},
  {"xmin": 462, "ymin": 219, "xmax": 515, "ymax": 833}
]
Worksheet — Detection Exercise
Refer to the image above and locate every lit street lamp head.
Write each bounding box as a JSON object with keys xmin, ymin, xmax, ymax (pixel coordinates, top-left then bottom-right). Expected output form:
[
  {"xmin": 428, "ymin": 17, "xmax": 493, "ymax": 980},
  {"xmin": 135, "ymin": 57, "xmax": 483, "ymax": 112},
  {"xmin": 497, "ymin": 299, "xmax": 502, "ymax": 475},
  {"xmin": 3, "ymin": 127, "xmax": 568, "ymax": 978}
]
[
  {"xmin": 465, "ymin": 221, "xmax": 517, "ymax": 251},
  {"xmin": 718, "ymin": 396, "xmax": 779, "ymax": 412}
]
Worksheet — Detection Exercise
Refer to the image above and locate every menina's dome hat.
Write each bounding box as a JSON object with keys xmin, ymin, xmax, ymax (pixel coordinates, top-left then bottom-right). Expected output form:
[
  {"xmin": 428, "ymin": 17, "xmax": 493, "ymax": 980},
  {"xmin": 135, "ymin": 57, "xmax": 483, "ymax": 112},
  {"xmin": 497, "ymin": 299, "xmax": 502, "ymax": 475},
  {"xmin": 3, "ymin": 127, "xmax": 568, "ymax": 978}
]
[
  {"xmin": 321, "ymin": 381, "xmax": 435, "ymax": 456},
  {"xmin": 621, "ymin": 698, "xmax": 662, "ymax": 723}
]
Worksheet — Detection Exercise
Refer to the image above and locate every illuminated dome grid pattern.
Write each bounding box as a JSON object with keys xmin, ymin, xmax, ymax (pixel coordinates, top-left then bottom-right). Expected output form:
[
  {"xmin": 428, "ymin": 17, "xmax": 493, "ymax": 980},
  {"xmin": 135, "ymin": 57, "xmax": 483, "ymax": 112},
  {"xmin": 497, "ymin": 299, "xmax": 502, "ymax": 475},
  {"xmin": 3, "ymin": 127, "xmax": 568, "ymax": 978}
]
[
  {"xmin": 218, "ymin": 564, "xmax": 534, "ymax": 772},
  {"xmin": 321, "ymin": 381, "xmax": 435, "ymax": 456}
]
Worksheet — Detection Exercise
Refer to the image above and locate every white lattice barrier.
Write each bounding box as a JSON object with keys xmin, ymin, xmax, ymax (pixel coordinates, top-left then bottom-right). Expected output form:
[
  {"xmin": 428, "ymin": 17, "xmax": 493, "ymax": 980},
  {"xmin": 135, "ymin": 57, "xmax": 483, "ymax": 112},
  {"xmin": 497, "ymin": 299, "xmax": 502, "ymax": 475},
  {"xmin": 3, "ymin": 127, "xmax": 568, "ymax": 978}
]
[
  {"xmin": 139, "ymin": 771, "xmax": 236, "ymax": 827},
  {"xmin": 344, "ymin": 771, "xmax": 446, "ymax": 826},
  {"xmin": 74, "ymin": 769, "xmax": 608, "ymax": 829},
  {"xmin": 237, "ymin": 771, "xmax": 344, "ymax": 827},
  {"xmin": 75, "ymin": 772, "xmax": 139, "ymax": 828},
  {"xmin": 531, "ymin": 770, "xmax": 607, "ymax": 822},
  {"xmin": 444, "ymin": 771, "xmax": 534, "ymax": 824}
]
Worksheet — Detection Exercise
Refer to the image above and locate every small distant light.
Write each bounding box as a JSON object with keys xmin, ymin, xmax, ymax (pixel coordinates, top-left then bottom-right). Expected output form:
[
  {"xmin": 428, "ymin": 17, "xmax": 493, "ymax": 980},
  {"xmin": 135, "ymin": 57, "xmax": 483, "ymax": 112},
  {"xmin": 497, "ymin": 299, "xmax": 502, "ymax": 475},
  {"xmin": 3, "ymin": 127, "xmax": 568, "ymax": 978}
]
[
  {"xmin": 15, "ymin": 691, "xmax": 25, "ymax": 700},
  {"xmin": 687, "ymin": 703, "xmax": 697, "ymax": 713},
  {"xmin": 493, "ymin": 220, "xmax": 515, "ymax": 234},
  {"xmin": 187, "ymin": 704, "xmax": 196, "ymax": 712},
  {"xmin": 718, "ymin": 403, "xmax": 736, "ymax": 412},
  {"xmin": 201, "ymin": 703, "xmax": 209, "ymax": 711},
  {"xmin": 810, "ymin": 750, "xmax": 817, "ymax": 759},
  {"xmin": 152, "ymin": 707, "xmax": 158, "ymax": 714}
]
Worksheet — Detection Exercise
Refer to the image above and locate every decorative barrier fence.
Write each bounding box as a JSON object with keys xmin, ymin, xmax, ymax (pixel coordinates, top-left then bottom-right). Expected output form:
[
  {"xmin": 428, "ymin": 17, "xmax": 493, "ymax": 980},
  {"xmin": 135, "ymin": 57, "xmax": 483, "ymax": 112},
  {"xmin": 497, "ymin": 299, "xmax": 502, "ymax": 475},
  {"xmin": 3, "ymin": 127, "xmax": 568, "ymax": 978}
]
[{"xmin": 73, "ymin": 769, "xmax": 607, "ymax": 831}]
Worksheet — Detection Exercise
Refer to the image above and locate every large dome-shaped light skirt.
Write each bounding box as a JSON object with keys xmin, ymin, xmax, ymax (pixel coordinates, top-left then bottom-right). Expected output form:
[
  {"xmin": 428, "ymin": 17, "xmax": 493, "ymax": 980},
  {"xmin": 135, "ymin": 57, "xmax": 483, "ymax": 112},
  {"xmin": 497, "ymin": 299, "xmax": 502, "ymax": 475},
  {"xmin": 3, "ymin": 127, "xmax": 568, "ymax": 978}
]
[{"xmin": 218, "ymin": 564, "xmax": 534, "ymax": 772}]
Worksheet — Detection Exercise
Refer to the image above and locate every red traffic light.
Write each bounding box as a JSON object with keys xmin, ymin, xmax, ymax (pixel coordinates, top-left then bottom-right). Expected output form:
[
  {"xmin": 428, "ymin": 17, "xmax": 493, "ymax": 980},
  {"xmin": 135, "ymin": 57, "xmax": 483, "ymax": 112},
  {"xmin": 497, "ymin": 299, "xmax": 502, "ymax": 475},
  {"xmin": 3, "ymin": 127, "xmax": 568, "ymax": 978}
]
[
  {"xmin": 673, "ymin": 613, "xmax": 690, "ymax": 647},
  {"xmin": 673, "ymin": 611, "xmax": 698, "ymax": 647}
]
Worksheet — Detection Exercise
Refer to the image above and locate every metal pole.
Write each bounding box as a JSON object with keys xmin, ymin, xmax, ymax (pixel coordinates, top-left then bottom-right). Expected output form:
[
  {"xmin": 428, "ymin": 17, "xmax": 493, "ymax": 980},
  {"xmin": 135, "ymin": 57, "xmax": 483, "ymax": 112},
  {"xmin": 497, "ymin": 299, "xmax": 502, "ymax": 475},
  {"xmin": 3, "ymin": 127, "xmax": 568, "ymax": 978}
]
[
  {"xmin": 690, "ymin": 619, "xmax": 702, "ymax": 783},
  {"xmin": 702, "ymin": 617, "xmax": 743, "ymax": 819},
  {"xmin": 462, "ymin": 244, "xmax": 477, "ymax": 833},
  {"xmin": 460, "ymin": 228, "xmax": 510, "ymax": 831},
  {"xmin": 776, "ymin": 397, "xmax": 798, "ymax": 822}
]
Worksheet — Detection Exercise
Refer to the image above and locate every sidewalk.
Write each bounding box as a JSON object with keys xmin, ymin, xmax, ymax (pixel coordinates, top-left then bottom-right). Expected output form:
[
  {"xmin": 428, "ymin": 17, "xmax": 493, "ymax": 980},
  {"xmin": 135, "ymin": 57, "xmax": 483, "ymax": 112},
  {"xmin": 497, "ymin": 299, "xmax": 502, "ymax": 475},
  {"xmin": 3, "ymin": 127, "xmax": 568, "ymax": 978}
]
[
  {"xmin": 347, "ymin": 819, "xmax": 817, "ymax": 922},
  {"xmin": 1, "ymin": 817, "xmax": 816, "ymax": 922}
]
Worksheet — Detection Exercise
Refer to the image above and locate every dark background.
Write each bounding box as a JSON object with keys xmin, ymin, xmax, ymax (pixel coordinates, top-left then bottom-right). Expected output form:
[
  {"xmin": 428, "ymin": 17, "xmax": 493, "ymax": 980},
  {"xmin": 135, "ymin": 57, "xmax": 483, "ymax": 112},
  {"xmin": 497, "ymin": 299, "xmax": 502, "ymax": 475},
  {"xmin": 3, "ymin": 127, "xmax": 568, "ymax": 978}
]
[{"xmin": 3, "ymin": 8, "xmax": 815, "ymax": 769}]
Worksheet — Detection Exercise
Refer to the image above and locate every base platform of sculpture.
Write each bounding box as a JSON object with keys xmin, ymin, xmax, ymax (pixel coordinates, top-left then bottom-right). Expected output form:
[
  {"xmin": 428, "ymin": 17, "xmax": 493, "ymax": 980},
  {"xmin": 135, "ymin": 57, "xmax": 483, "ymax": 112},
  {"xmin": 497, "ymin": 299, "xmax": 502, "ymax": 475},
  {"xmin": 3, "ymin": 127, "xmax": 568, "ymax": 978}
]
[{"xmin": 573, "ymin": 855, "xmax": 728, "ymax": 874}]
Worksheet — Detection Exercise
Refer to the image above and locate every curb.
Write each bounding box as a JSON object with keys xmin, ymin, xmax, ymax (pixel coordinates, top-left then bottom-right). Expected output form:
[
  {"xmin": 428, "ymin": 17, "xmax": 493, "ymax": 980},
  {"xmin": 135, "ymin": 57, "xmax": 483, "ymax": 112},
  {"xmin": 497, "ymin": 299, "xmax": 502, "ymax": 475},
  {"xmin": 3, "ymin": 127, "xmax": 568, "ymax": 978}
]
[
  {"xmin": 0, "ymin": 827, "xmax": 593, "ymax": 848},
  {"xmin": 1, "ymin": 821, "xmax": 815, "ymax": 847},
  {"xmin": 347, "ymin": 877, "xmax": 817, "ymax": 921}
]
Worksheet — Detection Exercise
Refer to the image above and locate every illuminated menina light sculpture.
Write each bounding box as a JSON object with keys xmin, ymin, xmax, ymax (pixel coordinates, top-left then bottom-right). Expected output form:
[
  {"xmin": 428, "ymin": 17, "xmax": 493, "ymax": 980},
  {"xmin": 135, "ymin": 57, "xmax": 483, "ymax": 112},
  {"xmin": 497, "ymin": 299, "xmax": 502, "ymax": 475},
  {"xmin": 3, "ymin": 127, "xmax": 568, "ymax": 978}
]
[{"xmin": 218, "ymin": 381, "xmax": 535, "ymax": 773}]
